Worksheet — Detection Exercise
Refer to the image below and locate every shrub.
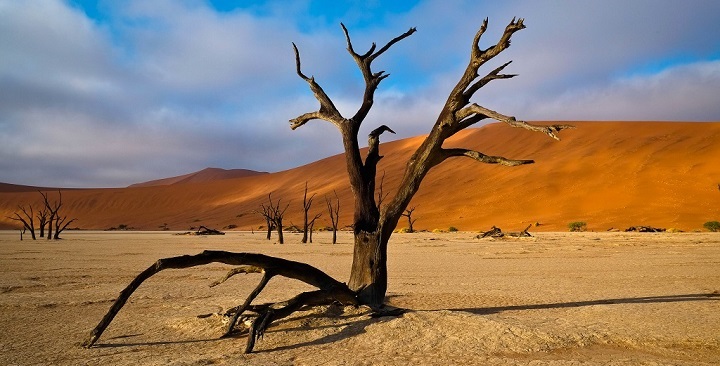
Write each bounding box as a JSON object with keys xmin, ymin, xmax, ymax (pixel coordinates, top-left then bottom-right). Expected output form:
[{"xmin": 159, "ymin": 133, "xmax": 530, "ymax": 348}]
[
  {"xmin": 703, "ymin": 221, "xmax": 720, "ymax": 232},
  {"xmin": 447, "ymin": 226, "xmax": 459, "ymax": 232},
  {"xmin": 568, "ymin": 221, "xmax": 587, "ymax": 232},
  {"xmin": 395, "ymin": 227, "xmax": 412, "ymax": 233},
  {"xmin": 432, "ymin": 228, "xmax": 444, "ymax": 233}
]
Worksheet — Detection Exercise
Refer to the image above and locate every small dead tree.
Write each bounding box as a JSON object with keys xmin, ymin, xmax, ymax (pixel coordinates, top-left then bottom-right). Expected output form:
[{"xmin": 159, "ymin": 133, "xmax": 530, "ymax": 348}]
[
  {"xmin": 301, "ymin": 182, "xmax": 316, "ymax": 244},
  {"xmin": 259, "ymin": 193, "xmax": 289, "ymax": 244},
  {"xmin": 9, "ymin": 205, "xmax": 36, "ymax": 240},
  {"xmin": 325, "ymin": 190, "xmax": 340, "ymax": 244},
  {"xmin": 255, "ymin": 203, "xmax": 276, "ymax": 240},
  {"xmin": 41, "ymin": 190, "xmax": 76, "ymax": 240},
  {"xmin": 401, "ymin": 206, "xmax": 418, "ymax": 233},
  {"xmin": 84, "ymin": 18, "xmax": 571, "ymax": 353}
]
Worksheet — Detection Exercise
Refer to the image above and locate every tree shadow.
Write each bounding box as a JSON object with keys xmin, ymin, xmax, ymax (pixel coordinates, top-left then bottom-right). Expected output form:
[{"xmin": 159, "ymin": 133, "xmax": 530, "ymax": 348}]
[
  {"xmin": 91, "ymin": 308, "xmax": 389, "ymax": 351},
  {"xmin": 94, "ymin": 337, "xmax": 223, "ymax": 348},
  {"xmin": 449, "ymin": 292, "xmax": 719, "ymax": 315},
  {"xmin": 253, "ymin": 312, "xmax": 397, "ymax": 353}
]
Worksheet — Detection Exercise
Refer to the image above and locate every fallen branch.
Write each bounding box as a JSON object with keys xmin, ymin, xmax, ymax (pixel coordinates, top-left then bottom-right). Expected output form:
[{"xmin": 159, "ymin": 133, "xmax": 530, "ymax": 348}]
[
  {"xmin": 625, "ymin": 226, "xmax": 665, "ymax": 233},
  {"xmin": 82, "ymin": 251, "xmax": 358, "ymax": 353},
  {"xmin": 476, "ymin": 224, "xmax": 532, "ymax": 239}
]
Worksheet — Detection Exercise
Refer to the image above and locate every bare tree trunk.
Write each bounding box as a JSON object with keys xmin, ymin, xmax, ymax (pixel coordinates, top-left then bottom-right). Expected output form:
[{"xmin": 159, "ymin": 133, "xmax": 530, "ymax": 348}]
[
  {"xmin": 46, "ymin": 213, "xmax": 53, "ymax": 240},
  {"xmin": 276, "ymin": 217, "xmax": 285, "ymax": 244},
  {"xmin": 347, "ymin": 228, "xmax": 388, "ymax": 305},
  {"xmin": 37, "ymin": 205, "xmax": 48, "ymax": 238},
  {"xmin": 265, "ymin": 223, "xmax": 273, "ymax": 240},
  {"xmin": 325, "ymin": 191, "xmax": 340, "ymax": 244},
  {"xmin": 301, "ymin": 182, "xmax": 317, "ymax": 244}
]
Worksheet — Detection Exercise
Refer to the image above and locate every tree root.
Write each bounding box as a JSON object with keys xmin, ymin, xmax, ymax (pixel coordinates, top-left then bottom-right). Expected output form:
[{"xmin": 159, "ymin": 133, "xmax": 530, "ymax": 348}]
[{"xmin": 81, "ymin": 251, "xmax": 358, "ymax": 353}]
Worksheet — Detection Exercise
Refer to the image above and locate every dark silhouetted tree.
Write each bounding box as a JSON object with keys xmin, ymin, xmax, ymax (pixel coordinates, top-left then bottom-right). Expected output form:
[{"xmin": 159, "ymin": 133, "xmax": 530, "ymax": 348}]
[
  {"xmin": 325, "ymin": 190, "xmax": 340, "ymax": 244},
  {"xmin": 401, "ymin": 207, "xmax": 418, "ymax": 233},
  {"xmin": 9, "ymin": 205, "xmax": 36, "ymax": 240}
]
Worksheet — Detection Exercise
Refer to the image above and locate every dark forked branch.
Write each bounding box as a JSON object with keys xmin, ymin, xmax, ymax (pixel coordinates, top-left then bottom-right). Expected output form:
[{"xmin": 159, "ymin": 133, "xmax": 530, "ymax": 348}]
[
  {"xmin": 289, "ymin": 43, "xmax": 345, "ymax": 130},
  {"xmin": 82, "ymin": 251, "xmax": 358, "ymax": 353}
]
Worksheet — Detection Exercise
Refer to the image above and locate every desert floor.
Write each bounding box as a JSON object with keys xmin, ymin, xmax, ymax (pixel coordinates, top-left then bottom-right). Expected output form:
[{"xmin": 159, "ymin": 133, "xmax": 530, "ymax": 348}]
[{"xmin": 0, "ymin": 230, "xmax": 718, "ymax": 365}]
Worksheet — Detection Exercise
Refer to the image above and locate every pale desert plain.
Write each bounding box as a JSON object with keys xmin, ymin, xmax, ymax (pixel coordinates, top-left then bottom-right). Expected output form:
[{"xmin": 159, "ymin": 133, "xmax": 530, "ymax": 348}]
[{"xmin": 1, "ymin": 230, "xmax": 718, "ymax": 365}]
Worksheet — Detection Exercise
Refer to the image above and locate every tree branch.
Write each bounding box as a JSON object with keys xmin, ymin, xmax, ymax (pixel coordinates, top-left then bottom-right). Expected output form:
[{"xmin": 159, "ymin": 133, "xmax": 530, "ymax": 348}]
[
  {"xmin": 443, "ymin": 18, "xmax": 527, "ymax": 118},
  {"xmin": 457, "ymin": 103, "xmax": 574, "ymax": 140},
  {"xmin": 340, "ymin": 24, "xmax": 416, "ymax": 125},
  {"xmin": 463, "ymin": 60, "xmax": 516, "ymax": 99},
  {"xmin": 365, "ymin": 125, "xmax": 396, "ymax": 168},
  {"xmin": 289, "ymin": 43, "xmax": 345, "ymax": 129},
  {"xmin": 82, "ymin": 251, "xmax": 358, "ymax": 350},
  {"xmin": 441, "ymin": 148, "xmax": 534, "ymax": 166}
]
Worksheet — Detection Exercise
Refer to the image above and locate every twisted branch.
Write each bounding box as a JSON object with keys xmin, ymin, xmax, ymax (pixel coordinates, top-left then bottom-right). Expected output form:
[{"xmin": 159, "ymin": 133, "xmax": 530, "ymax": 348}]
[{"xmin": 82, "ymin": 251, "xmax": 358, "ymax": 353}]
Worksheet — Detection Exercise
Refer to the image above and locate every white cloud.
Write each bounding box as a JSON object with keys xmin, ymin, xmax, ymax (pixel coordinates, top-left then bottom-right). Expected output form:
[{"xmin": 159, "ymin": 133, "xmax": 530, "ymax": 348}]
[{"xmin": 522, "ymin": 60, "xmax": 720, "ymax": 121}]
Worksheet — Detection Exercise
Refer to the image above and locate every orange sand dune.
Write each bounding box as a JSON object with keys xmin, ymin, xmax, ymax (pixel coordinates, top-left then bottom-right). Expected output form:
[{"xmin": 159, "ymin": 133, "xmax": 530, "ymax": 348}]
[
  {"xmin": 128, "ymin": 167, "xmax": 268, "ymax": 188},
  {"xmin": 1, "ymin": 122, "xmax": 719, "ymax": 232}
]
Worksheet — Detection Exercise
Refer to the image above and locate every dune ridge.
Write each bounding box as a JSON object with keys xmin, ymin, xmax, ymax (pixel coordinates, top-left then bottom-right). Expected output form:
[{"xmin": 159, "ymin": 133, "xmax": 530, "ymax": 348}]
[
  {"xmin": 127, "ymin": 167, "xmax": 268, "ymax": 188},
  {"xmin": 1, "ymin": 121, "xmax": 719, "ymax": 232}
]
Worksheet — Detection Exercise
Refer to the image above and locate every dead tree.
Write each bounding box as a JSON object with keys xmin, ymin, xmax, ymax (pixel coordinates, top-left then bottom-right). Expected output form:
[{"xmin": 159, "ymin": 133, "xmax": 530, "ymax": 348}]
[
  {"xmin": 84, "ymin": 18, "xmax": 570, "ymax": 352},
  {"xmin": 8, "ymin": 205, "xmax": 36, "ymax": 240},
  {"xmin": 41, "ymin": 190, "xmax": 76, "ymax": 240},
  {"xmin": 258, "ymin": 193, "xmax": 289, "ymax": 244},
  {"xmin": 401, "ymin": 207, "xmax": 418, "ymax": 233},
  {"xmin": 301, "ymin": 182, "xmax": 316, "ymax": 244},
  {"xmin": 325, "ymin": 190, "xmax": 341, "ymax": 244},
  {"xmin": 291, "ymin": 19, "xmax": 570, "ymax": 305},
  {"xmin": 255, "ymin": 202, "xmax": 276, "ymax": 240}
]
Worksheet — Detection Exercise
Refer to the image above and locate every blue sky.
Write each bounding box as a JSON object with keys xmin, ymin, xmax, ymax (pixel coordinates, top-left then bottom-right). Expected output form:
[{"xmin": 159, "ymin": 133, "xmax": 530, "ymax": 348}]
[{"xmin": 1, "ymin": 0, "xmax": 719, "ymax": 188}]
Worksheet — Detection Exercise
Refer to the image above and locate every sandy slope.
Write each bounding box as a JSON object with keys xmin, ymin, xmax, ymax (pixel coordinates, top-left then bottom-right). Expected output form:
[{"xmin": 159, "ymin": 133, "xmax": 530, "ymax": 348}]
[
  {"xmin": 0, "ymin": 231, "xmax": 718, "ymax": 365},
  {"xmin": 1, "ymin": 122, "xmax": 719, "ymax": 232},
  {"xmin": 128, "ymin": 167, "xmax": 268, "ymax": 188}
]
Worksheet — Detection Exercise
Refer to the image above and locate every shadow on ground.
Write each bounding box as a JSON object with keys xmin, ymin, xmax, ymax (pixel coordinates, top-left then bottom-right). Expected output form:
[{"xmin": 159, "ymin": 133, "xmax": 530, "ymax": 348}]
[{"xmin": 450, "ymin": 292, "xmax": 719, "ymax": 315}]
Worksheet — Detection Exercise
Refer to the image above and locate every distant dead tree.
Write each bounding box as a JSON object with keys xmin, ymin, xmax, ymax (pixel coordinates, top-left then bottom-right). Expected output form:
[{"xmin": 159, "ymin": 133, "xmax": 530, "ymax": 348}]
[
  {"xmin": 41, "ymin": 190, "xmax": 76, "ymax": 240},
  {"xmin": 8, "ymin": 204, "xmax": 36, "ymax": 240},
  {"xmin": 255, "ymin": 203, "xmax": 276, "ymax": 240},
  {"xmin": 84, "ymin": 18, "xmax": 571, "ymax": 353},
  {"xmin": 258, "ymin": 193, "xmax": 289, "ymax": 244},
  {"xmin": 325, "ymin": 190, "xmax": 340, "ymax": 244},
  {"xmin": 401, "ymin": 206, "xmax": 418, "ymax": 233},
  {"xmin": 301, "ymin": 182, "xmax": 317, "ymax": 244}
]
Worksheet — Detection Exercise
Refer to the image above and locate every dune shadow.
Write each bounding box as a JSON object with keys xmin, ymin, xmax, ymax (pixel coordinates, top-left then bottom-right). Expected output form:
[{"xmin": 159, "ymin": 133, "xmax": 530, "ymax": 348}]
[{"xmin": 450, "ymin": 292, "xmax": 719, "ymax": 315}]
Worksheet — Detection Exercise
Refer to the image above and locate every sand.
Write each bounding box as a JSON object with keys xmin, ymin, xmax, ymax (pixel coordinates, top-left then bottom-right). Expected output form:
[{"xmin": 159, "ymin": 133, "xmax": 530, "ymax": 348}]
[{"xmin": 1, "ymin": 230, "xmax": 718, "ymax": 365}]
